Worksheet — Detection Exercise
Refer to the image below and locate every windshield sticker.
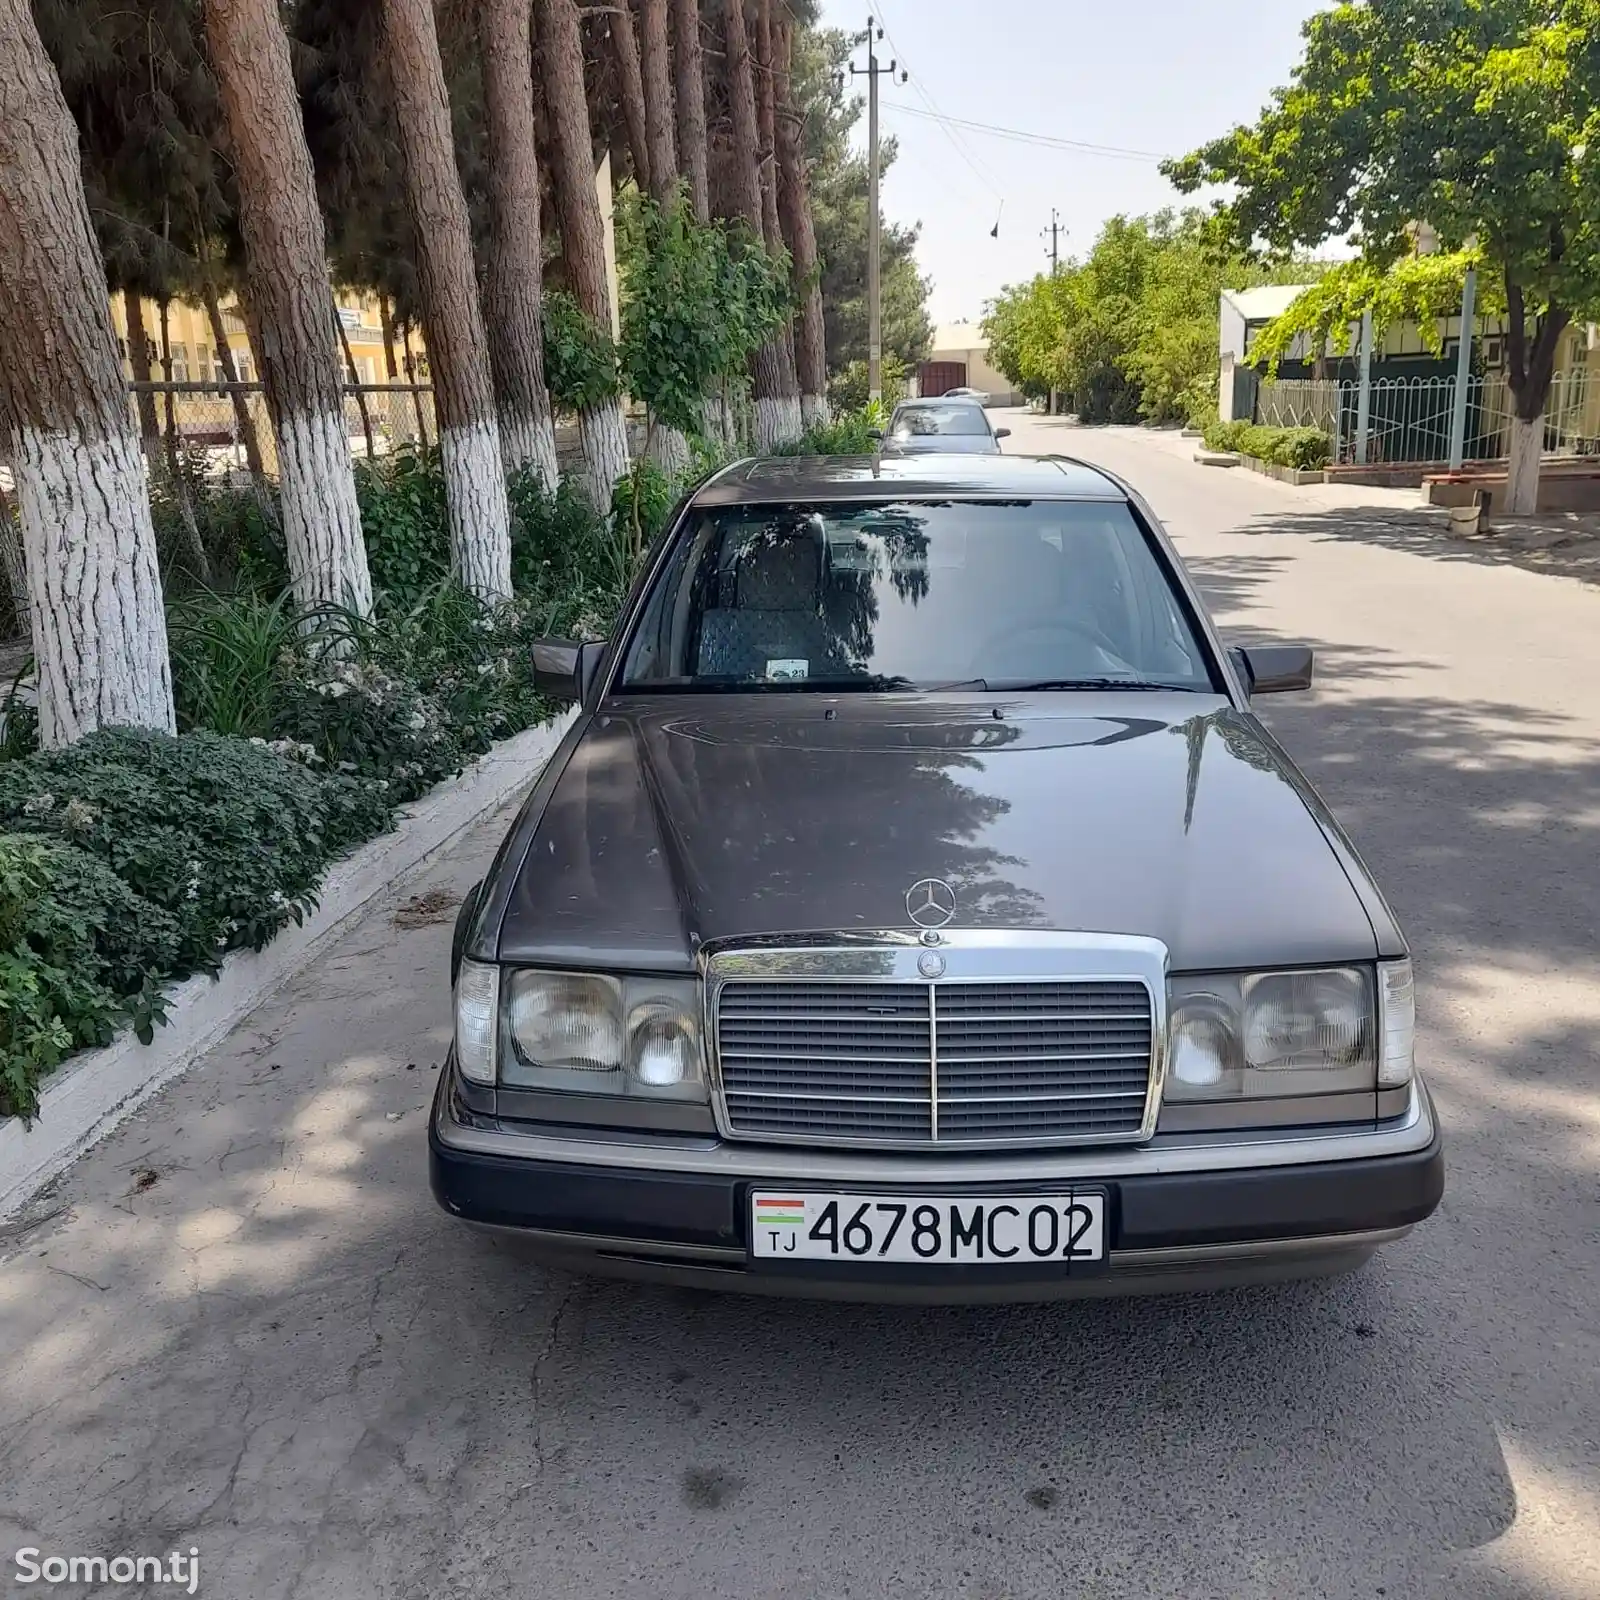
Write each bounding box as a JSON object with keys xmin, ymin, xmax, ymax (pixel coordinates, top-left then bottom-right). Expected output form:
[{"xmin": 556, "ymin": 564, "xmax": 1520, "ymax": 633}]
[{"xmin": 765, "ymin": 659, "xmax": 809, "ymax": 681}]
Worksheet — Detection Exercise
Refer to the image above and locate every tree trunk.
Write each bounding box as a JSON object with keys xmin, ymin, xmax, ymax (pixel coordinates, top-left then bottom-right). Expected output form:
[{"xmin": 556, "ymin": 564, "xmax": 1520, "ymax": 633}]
[
  {"xmin": 754, "ymin": 0, "xmax": 801, "ymax": 441},
  {"xmin": 478, "ymin": 0, "xmax": 561, "ymax": 487},
  {"xmin": 336, "ymin": 304, "xmax": 377, "ymax": 461},
  {"xmin": 670, "ymin": 0, "xmax": 709, "ymax": 223},
  {"xmin": 1502, "ymin": 281, "xmax": 1570, "ymax": 517},
  {"xmin": 122, "ymin": 288, "xmax": 162, "ymax": 464},
  {"xmin": 200, "ymin": 278, "xmax": 271, "ymax": 494},
  {"xmin": 606, "ymin": 0, "xmax": 651, "ymax": 197},
  {"xmin": 725, "ymin": 0, "xmax": 798, "ymax": 448},
  {"xmin": 204, "ymin": 0, "xmax": 373, "ymax": 618},
  {"xmin": 0, "ymin": 0, "xmax": 174, "ymax": 744},
  {"xmin": 382, "ymin": 0, "xmax": 513, "ymax": 601},
  {"xmin": 402, "ymin": 324, "xmax": 430, "ymax": 444},
  {"xmin": 534, "ymin": 0, "xmax": 630, "ymax": 508},
  {"xmin": 156, "ymin": 298, "xmax": 212, "ymax": 585},
  {"xmin": 638, "ymin": 0, "xmax": 678, "ymax": 209},
  {"xmin": 775, "ymin": 16, "xmax": 828, "ymax": 427},
  {"xmin": 0, "ymin": 462, "xmax": 31, "ymax": 641}
]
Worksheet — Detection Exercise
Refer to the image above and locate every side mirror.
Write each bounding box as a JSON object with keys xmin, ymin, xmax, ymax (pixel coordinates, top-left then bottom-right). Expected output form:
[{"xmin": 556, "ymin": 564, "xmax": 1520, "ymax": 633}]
[
  {"xmin": 994, "ymin": 427, "xmax": 1011, "ymax": 439},
  {"xmin": 866, "ymin": 427, "xmax": 884, "ymax": 443},
  {"xmin": 1230, "ymin": 644, "xmax": 1314, "ymax": 697},
  {"xmin": 533, "ymin": 637, "xmax": 607, "ymax": 704}
]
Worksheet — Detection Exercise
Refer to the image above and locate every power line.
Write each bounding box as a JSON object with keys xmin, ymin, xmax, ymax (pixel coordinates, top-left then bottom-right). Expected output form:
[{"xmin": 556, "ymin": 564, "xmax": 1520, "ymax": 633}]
[
  {"xmin": 869, "ymin": 4, "xmax": 1007, "ymax": 204},
  {"xmin": 881, "ymin": 102, "xmax": 1167, "ymax": 163}
]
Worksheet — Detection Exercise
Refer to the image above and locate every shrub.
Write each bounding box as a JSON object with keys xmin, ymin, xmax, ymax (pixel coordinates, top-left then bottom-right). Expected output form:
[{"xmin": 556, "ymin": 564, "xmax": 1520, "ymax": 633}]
[
  {"xmin": 1200, "ymin": 420, "xmax": 1331, "ymax": 472},
  {"xmin": 0, "ymin": 834, "xmax": 180, "ymax": 1117},
  {"xmin": 168, "ymin": 589, "xmax": 313, "ymax": 739},
  {"xmin": 0, "ymin": 728, "xmax": 392, "ymax": 974},
  {"xmin": 356, "ymin": 445, "xmax": 451, "ymax": 604}
]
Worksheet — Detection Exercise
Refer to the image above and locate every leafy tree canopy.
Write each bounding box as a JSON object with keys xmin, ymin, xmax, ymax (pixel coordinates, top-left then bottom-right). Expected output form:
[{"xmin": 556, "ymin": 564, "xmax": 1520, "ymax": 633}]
[
  {"xmin": 1247, "ymin": 248, "xmax": 1496, "ymax": 374},
  {"xmin": 982, "ymin": 210, "xmax": 1315, "ymax": 424},
  {"xmin": 1164, "ymin": 0, "xmax": 1600, "ymax": 415}
]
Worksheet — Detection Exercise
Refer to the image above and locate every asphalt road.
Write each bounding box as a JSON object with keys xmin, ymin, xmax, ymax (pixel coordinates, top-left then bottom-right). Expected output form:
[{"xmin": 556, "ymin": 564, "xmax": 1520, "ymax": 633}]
[{"xmin": 4, "ymin": 414, "xmax": 1597, "ymax": 1600}]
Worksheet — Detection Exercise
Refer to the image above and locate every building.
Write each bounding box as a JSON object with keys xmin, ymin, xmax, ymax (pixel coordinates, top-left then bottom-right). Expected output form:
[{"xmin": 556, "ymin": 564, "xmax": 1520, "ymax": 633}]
[
  {"xmin": 107, "ymin": 290, "xmax": 418, "ymax": 388},
  {"xmin": 913, "ymin": 322, "xmax": 1020, "ymax": 406}
]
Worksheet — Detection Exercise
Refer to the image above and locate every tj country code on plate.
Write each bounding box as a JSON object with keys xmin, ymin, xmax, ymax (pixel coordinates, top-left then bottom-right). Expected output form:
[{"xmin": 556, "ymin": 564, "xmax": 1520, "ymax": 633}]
[{"xmin": 749, "ymin": 1191, "xmax": 1106, "ymax": 1265}]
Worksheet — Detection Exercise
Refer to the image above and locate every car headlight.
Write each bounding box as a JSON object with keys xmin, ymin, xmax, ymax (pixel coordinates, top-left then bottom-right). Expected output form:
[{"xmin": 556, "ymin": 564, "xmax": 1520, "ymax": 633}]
[
  {"xmin": 1166, "ymin": 963, "xmax": 1411, "ymax": 1101},
  {"xmin": 496, "ymin": 969, "xmax": 706, "ymax": 1101}
]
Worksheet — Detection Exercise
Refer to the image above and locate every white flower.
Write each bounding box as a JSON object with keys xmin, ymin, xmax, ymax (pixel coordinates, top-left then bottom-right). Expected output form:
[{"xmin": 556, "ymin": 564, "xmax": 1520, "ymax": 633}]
[{"xmin": 22, "ymin": 793, "xmax": 54, "ymax": 815}]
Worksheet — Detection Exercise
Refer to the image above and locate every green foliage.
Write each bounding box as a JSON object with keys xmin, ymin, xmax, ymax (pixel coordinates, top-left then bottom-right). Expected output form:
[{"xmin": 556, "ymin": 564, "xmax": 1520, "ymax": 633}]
[
  {"xmin": 826, "ymin": 357, "xmax": 908, "ymax": 413},
  {"xmin": 773, "ymin": 402, "xmax": 887, "ymax": 457},
  {"xmin": 983, "ymin": 210, "xmax": 1320, "ymax": 424},
  {"xmin": 0, "ymin": 833, "xmax": 181, "ymax": 1117},
  {"xmin": 0, "ymin": 729, "xmax": 391, "ymax": 977},
  {"xmin": 619, "ymin": 199, "xmax": 793, "ymax": 437},
  {"xmin": 1165, "ymin": 0, "xmax": 1600, "ymax": 411},
  {"xmin": 1202, "ymin": 420, "xmax": 1331, "ymax": 472},
  {"xmin": 168, "ymin": 590, "xmax": 309, "ymax": 739},
  {"xmin": 357, "ymin": 446, "xmax": 452, "ymax": 603},
  {"xmin": 542, "ymin": 291, "xmax": 623, "ymax": 413},
  {"xmin": 507, "ymin": 467, "xmax": 632, "ymax": 611}
]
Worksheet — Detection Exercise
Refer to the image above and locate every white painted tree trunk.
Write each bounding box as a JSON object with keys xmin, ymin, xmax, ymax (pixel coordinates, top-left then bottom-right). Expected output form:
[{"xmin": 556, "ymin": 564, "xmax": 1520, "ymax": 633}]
[
  {"xmin": 755, "ymin": 395, "xmax": 805, "ymax": 451},
  {"xmin": 1505, "ymin": 414, "xmax": 1542, "ymax": 515},
  {"xmin": 440, "ymin": 417, "xmax": 514, "ymax": 601},
  {"xmin": 498, "ymin": 408, "xmax": 561, "ymax": 490},
  {"xmin": 16, "ymin": 428, "xmax": 174, "ymax": 746},
  {"xmin": 647, "ymin": 421, "xmax": 691, "ymax": 476},
  {"xmin": 577, "ymin": 400, "xmax": 631, "ymax": 511},
  {"xmin": 801, "ymin": 393, "xmax": 830, "ymax": 431},
  {"xmin": 278, "ymin": 410, "xmax": 374, "ymax": 614}
]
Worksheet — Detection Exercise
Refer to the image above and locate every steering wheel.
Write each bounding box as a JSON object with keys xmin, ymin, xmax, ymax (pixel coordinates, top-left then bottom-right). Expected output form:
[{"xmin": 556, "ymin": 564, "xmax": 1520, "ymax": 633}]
[{"xmin": 973, "ymin": 617, "xmax": 1129, "ymax": 677}]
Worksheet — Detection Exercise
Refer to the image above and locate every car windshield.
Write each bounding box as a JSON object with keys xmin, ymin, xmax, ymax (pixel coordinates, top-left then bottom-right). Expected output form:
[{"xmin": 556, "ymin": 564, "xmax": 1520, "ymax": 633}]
[
  {"xmin": 891, "ymin": 404, "xmax": 990, "ymax": 438},
  {"xmin": 618, "ymin": 499, "xmax": 1218, "ymax": 692}
]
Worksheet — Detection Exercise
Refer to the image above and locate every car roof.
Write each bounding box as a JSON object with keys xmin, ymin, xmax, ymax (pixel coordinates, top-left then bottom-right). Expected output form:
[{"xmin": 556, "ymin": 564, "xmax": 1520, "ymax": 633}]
[{"xmin": 692, "ymin": 453, "xmax": 1127, "ymax": 505}]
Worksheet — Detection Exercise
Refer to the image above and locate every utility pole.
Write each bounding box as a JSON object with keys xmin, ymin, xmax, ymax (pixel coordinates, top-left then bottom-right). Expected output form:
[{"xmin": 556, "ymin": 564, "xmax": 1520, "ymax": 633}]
[
  {"xmin": 849, "ymin": 18, "xmax": 899, "ymax": 402},
  {"xmin": 1042, "ymin": 209, "xmax": 1064, "ymax": 413},
  {"xmin": 1042, "ymin": 208, "xmax": 1063, "ymax": 276}
]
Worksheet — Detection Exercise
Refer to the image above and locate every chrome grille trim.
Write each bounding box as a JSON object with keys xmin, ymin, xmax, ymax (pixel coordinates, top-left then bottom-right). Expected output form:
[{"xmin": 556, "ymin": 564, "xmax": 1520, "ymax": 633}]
[{"xmin": 703, "ymin": 931, "xmax": 1170, "ymax": 1150}]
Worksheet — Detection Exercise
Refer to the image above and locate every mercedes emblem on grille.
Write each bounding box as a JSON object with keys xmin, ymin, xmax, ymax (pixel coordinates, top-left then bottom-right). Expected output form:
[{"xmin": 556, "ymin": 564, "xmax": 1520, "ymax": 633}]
[
  {"xmin": 906, "ymin": 877, "xmax": 957, "ymax": 929},
  {"xmin": 917, "ymin": 949, "xmax": 947, "ymax": 978}
]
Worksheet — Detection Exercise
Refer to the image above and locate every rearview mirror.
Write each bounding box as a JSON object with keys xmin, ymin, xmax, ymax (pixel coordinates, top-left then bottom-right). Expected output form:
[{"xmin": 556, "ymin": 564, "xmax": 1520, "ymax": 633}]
[
  {"xmin": 994, "ymin": 427, "xmax": 1011, "ymax": 439},
  {"xmin": 1230, "ymin": 644, "xmax": 1314, "ymax": 697},
  {"xmin": 532, "ymin": 637, "xmax": 606, "ymax": 704}
]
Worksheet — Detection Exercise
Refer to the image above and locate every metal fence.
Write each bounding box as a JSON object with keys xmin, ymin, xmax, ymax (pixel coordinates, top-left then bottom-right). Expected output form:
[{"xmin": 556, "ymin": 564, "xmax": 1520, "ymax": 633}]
[
  {"xmin": 127, "ymin": 380, "xmax": 439, "ymax": 481},
  {"xmin": 1254, "ymin": 370, "xmax": 1599, "ymax": 465}
]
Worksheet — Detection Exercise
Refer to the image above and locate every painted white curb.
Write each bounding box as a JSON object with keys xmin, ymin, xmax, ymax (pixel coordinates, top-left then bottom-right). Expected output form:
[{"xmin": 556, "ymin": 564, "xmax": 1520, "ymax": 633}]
[{"xmin": 0, "ymin": 708, "xmax": 578, "ymax": 1220}]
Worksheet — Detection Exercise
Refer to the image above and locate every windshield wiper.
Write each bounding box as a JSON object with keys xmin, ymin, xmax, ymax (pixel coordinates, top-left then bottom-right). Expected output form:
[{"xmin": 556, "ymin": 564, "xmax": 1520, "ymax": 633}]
[{"xmin": 999, "ymin": 678, "xmax": 1205, "ymax": 693}]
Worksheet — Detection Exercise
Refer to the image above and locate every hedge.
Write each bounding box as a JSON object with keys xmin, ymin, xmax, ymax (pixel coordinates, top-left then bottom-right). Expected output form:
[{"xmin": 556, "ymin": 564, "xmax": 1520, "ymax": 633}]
[{"xmin": 1202, "ymin": 419, "xmax": 1332, "ymax": 472}]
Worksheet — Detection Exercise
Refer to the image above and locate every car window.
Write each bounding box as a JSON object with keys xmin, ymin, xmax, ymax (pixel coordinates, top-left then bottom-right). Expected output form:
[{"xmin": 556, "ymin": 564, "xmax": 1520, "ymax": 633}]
[
  {"xmin": 891, "ymin": 404, "xmax": 990, "ymax": 438},
  {"xmin": 618, "ymin": 500, "xmax": 1218, "ymax": 692}
]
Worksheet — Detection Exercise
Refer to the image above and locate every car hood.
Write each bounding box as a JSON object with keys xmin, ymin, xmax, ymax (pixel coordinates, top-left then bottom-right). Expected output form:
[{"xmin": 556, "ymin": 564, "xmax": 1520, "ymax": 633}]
[{"xmin": 496, "ymin": 694, "xmax": 1382, "ymax": 972}]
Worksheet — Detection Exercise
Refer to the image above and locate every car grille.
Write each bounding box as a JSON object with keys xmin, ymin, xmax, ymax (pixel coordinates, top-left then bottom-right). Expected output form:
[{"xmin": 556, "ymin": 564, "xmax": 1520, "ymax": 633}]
[{"xmin": 715, "ymin": 978, "xmax": 1153, "ymax": 1147}]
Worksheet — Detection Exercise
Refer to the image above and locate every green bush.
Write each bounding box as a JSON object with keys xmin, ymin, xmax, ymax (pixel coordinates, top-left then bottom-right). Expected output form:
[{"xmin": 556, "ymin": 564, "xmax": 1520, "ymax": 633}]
[
  {"xmin": 774, "ymin": 402, "xmax": 887, "ymax": 457},
  {"xmin": 0, "ymin": 833, "xmax": 180, "ymax": 1117},
  {"xmin": 0, "ymin": 728, "xmax": 392, "ymax": 975},
  {"xmin": 357, "ymin": 445, "xmax": 451, "ymax": 604},
  {"xmin": 1201, "ymin": 419, "xmax": 1331, "ymax": 472}
]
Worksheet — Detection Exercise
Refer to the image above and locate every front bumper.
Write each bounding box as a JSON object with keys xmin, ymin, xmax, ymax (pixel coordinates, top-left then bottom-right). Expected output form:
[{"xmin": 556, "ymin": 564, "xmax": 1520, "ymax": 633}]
[{"xmin": 429, "ymin": 1068, "xmax": 1443, "ymax": 1303}]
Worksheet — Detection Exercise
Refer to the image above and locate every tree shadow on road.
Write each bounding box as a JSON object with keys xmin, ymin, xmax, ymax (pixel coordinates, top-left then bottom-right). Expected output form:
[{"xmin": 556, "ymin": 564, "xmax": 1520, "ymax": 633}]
[{"xmin": 1235, "ymin": 504, "xmax": 1600, "ymax": 588}]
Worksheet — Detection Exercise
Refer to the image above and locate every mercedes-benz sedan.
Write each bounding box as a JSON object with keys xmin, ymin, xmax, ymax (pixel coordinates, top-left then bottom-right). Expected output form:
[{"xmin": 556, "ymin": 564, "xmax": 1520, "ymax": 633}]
[{"xmin": 432, "ymin": 453, "xmax": 1442, "ymax": 1302}]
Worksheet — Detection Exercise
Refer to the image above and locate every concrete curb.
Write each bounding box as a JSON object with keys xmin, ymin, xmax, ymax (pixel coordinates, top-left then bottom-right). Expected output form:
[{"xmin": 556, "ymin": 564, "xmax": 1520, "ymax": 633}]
[{"xmin": 0, "ymin": 709, "xmax": 577, "ymax": 1220}]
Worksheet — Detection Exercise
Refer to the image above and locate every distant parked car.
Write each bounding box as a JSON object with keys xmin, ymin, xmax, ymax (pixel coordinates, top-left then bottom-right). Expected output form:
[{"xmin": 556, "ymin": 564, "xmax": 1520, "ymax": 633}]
[
  {"xmin": 943, "ymin": 386, "xmax": 988, "ymax": 402},
  {"xmin": 886, "ymin": 398, "xmax": 1009, "ymax": 454}
]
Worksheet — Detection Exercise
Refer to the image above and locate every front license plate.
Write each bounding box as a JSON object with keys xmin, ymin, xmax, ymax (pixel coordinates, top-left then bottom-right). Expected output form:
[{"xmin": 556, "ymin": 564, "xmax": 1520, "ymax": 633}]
[{"xmin": 748, "ymin": 1191, "xmax": 1106, "ymax": 1266}]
